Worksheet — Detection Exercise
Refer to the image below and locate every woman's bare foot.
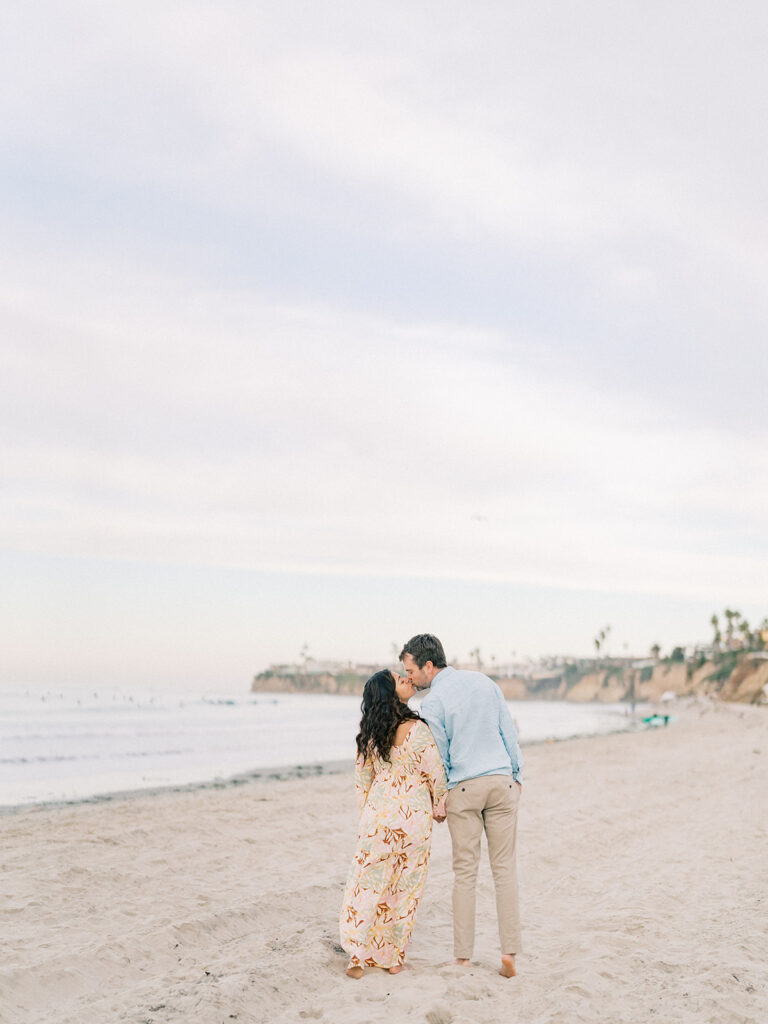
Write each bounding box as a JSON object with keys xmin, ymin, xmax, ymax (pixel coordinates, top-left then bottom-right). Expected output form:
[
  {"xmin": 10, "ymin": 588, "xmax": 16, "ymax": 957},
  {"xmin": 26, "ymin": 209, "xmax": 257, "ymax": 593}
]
[
  {"xmin": 345, "ymin": 965, "xmax": 364, "ymax": 979},
  {"xmin": 499, "ymin": 954, "xmax": 516, "ymax": 978},
  {"xmin": 388, "ymin": 964, "xmax": 405, "ymax": 974},
  {"xmin": 455, "ymin": 958, "xmax": 471, "ymax": 966}
]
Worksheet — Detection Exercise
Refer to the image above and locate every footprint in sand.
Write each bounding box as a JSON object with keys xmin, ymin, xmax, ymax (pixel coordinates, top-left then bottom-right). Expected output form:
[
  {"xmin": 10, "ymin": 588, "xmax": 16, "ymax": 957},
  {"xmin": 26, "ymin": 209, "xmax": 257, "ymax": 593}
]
[{"xmin": 426, "ymin": 1004, "xmax": 454, "ymax": 1024}]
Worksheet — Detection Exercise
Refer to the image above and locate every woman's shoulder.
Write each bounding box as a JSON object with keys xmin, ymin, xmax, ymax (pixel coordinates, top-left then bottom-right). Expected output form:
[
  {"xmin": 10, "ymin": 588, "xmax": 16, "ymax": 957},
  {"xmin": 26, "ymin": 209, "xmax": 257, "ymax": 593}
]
[
  {"xmin": 409, "ymin": 719, "xmax": 435, "ymax": 746},
  {"xmin": 392, "ymin": 718, "xmax": 418, "ymax": 745}
]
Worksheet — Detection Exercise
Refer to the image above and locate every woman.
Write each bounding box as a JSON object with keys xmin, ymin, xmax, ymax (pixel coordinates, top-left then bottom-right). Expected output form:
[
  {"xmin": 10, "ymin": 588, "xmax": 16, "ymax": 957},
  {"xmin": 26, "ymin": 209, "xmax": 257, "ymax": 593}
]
[{"xmin": 339, "ymin": 669, "xmax": 447, "ymax": 978}]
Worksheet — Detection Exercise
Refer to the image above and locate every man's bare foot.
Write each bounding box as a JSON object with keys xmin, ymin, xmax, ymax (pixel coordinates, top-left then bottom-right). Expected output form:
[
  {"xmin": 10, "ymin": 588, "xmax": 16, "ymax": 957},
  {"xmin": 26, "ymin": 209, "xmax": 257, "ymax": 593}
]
[
  {"xmin": 455, "ymin": 958, "xmax": 471, "ymax": 966},
  {"xmin": 345, "ymin": 965, "xmax": 364, "ymax": 979},
  {"xmin": 499, "ymin": 954, "xmax": 516, "ymax": 978}
]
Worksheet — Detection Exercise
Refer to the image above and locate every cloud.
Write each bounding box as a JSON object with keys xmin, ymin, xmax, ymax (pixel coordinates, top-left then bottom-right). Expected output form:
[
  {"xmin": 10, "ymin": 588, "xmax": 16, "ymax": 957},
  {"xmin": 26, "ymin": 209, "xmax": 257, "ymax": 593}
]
[
  {"xmin": 2, "ymin": 257, "xmax": 766, "ymax": 604},
  {"xmin": 3, "ymin": 2, "xmax": 766, "ymax": 438}
]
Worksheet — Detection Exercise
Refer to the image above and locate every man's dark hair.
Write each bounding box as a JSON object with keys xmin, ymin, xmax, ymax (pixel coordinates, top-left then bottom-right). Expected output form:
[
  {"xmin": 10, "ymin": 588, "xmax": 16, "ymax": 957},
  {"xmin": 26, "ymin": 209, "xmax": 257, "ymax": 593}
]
[{"xmin": 399, "ymin": 633, "xmax": 447, "ymax": 669}]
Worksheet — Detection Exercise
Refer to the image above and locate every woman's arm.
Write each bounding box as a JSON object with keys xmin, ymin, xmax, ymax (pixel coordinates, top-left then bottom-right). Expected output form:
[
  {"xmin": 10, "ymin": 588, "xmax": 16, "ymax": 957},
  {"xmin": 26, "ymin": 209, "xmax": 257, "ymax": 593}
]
[
  {"xmin": 354, "ymin": 752, "xmax": 374, "ymax": 812},
  {"xmin": 412, "ymin": 722, "xmax": 448, "ymax": 810}
]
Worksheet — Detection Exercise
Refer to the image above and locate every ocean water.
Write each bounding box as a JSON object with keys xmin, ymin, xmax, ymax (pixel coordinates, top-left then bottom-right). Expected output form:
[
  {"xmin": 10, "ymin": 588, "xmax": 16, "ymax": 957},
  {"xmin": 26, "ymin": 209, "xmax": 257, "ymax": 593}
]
[{"xmin": 0, "ymin": 684, "xmax": 645, "ymax": 808}]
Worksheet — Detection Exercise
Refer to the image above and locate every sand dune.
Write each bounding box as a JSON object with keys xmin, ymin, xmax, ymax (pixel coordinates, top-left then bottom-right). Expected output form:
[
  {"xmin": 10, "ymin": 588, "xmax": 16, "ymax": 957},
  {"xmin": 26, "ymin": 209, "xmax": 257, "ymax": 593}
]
[{"xmin": 2, "ymin": 699, "xmax": 766, "ymax": 1024}]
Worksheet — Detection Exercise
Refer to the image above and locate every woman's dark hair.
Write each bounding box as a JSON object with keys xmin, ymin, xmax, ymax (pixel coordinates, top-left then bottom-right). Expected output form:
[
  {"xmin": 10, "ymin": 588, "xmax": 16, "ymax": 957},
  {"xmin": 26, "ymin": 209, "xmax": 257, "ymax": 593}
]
[{"xmin": 355, "ymin": 670, "xmax": 420, "ymax": 761}]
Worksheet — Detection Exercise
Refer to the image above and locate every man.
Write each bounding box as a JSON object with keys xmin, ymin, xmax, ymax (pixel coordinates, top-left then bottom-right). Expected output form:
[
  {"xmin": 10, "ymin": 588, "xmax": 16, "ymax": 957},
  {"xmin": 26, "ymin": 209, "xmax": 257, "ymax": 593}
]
[{"xmin": 400, "ymin": 633, "xmax": 522, "ymax": 978}]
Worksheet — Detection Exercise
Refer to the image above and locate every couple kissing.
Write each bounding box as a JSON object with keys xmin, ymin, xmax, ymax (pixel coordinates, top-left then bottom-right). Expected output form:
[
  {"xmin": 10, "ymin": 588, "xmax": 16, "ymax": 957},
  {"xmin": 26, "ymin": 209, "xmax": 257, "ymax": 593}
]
[{"xmin": 339, "ymin": 633, "xmax": 522, "ymax": 979}]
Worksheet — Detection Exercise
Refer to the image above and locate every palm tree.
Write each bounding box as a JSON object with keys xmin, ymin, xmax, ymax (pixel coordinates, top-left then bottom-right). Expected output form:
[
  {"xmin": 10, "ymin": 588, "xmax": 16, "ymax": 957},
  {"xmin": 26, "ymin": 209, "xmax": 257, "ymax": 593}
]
[
  {"xmin": 724, "ymin": 609, "xmax": 739, "ymax": 650},
  {"xmin": 739, "ymin": 618, "xmax": 752, "ymax": 649},
  {"xmin": 710, "ymin": 614, "xmax": 721, "ymax": 658},
  {"xmin": 650, "ymin": 643, "xmax": 661, "ymax": 661},
  {"xmin": 602, "ymin": 625, "xmax": 612, "ymax": 657},
  {"xmin": 594, "ymin": 626, "xmax": 610, "ymax": 661}
]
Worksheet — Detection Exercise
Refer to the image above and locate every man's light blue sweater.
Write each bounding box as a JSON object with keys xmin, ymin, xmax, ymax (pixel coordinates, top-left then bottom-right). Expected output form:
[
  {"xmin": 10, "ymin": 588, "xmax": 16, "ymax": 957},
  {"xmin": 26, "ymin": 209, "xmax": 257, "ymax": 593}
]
[{"xmin": 418, "ymin": 666, "xmax": 523, "ymax": 789}]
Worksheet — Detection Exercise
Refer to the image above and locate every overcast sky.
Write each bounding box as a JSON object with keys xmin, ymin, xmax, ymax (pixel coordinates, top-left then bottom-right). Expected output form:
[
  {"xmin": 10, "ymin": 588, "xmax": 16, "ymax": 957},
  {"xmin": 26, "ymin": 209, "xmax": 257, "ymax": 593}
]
[{"xmin": 2, "ymin": 2, "xmax": 767, "ymax": 689}]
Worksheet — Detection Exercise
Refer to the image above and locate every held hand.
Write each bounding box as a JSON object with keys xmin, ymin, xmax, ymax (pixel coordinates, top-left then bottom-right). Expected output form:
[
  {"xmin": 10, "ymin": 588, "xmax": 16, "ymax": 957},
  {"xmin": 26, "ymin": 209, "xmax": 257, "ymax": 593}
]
[{"xmin": 433, "ymin": 794, "xmax": 447, "ymax": 822}]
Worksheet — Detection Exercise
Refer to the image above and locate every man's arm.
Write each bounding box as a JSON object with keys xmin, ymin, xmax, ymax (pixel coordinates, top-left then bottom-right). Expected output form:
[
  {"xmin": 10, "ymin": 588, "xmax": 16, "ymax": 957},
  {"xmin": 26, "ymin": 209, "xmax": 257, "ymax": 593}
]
[
  {"xmin": 419, "ymin": 694, "xmax": 451, "ymax": 776},
  {"xmin": 497, "ymin": 689, "xmax": 523, "ymax": 784}
]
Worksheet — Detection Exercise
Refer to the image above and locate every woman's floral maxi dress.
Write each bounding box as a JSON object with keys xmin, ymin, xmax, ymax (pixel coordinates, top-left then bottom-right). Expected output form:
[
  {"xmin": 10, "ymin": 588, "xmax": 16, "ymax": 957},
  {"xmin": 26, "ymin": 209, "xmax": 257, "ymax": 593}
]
[{"xmin": 340, "ymin": 720, "xmax": 447, "ymax": 970}]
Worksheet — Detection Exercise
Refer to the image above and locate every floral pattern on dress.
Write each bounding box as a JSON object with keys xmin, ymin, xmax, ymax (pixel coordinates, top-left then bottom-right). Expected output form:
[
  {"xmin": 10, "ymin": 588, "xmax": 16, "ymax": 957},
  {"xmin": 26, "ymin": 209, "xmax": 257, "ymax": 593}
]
[{"xmin": 339, "ymin": 720, "xmax": 447, "ymax": 970}]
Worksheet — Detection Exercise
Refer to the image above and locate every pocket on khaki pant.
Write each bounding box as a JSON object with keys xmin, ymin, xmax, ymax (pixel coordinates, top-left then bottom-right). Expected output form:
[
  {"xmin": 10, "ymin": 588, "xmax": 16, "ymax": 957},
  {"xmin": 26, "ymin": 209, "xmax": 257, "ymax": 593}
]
[
  {"xmin": 506, "ymin": 781, "xmax": 521, "ymax": 811},
  {"xmin": 445, "ymin": 782, "xmax": 472, "ymax": 814}
]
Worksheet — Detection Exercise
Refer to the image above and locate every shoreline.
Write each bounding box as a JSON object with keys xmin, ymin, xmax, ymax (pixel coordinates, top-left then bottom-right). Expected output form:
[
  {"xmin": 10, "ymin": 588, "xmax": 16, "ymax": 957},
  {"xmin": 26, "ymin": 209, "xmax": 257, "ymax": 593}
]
[
  {"xmin": 0, "ymin": 709, "xmax": 659, "ymax": 817},
  {"xmin": 0, "ymin": 759, "xmax": 355, "ymax": 817}
]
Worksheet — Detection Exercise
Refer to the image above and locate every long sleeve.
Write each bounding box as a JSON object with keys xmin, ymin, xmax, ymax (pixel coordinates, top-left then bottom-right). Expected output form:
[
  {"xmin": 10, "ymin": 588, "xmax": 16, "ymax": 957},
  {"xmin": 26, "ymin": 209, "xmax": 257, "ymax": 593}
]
[
  {"xmin": 354, "ymin": 752, "xmax": 374, "ymax": 812},
  {"xmin": 418, "ymin": 694, "xmax": 451, "ymax": 776},
  {"xmin": 411, "ymin": 722, "xmax": 448, "ymax": 807},
  {"xmin": 497, "ymin": 690, "xmax": 523, "ymax": 784}
]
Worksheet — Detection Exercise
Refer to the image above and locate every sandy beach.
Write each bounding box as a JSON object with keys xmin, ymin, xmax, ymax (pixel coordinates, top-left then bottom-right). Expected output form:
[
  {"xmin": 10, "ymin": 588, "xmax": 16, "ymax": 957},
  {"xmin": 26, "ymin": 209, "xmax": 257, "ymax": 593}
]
[{"xmin": 2, "ymin": 700, "xmax": 766, "ymax": 1024}]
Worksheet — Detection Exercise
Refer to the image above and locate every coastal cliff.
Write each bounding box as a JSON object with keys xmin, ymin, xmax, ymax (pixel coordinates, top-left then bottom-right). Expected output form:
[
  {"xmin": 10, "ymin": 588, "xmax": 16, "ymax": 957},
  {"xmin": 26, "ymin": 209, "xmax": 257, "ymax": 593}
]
[
  {"xmin": 563, "ymin": 656, "xmax": 768, "ymax": 704},
  {"xmin": 252, "ymin": 655, "xmax": 768, "ymax": 704}
]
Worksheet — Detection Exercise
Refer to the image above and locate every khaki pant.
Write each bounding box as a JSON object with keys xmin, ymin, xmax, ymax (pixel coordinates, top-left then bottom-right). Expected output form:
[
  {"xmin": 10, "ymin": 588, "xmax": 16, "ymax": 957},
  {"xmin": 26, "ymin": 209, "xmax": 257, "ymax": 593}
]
[{"xmin": 445, "ymin": 774, "xmax": 521, "ymax": 959}]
